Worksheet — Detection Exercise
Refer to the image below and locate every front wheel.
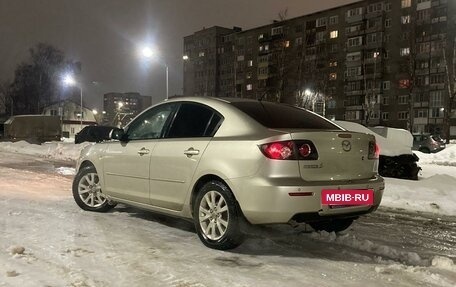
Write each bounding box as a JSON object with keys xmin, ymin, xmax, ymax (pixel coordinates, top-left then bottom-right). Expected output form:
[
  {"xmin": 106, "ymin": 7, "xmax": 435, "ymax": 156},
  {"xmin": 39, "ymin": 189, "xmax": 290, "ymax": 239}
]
[
  {"xmin": 193, "ymin": 181, "xmax": 244, "ymax": 250},
  {"xmin": 72, "ymin": 165, "xmax": 114, "ymax": 212},
  {"xmin": 309, "ymin": 218, "xmax": 354, "ymax": 233}
]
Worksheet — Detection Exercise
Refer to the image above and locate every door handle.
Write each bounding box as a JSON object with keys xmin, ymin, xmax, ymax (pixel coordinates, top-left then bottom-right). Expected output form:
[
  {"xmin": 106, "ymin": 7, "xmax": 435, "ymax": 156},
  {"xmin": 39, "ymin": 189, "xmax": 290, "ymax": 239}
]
[
  {"xmin": 184, "ymin": 147, "xmax": 199, "ymax": 157},
  {"xmin": 137, "ymin": 147, "xmax": 150, "ymax": 155}
]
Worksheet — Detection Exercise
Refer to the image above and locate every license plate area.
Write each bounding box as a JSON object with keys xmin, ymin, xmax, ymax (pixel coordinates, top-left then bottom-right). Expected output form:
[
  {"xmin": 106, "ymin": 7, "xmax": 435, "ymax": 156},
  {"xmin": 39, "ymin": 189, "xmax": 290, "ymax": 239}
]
[{"xmin": 322, "ymin": 189, "xmax": 374, "ymax": 206}]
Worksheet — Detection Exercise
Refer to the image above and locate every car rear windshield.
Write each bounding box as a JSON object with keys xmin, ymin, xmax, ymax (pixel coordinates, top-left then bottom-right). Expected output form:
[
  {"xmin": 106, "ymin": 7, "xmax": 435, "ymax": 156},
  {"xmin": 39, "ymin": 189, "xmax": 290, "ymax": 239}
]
[{"xmin": 230, "ymin": 101, "xmax": 341, "ymax": 130}]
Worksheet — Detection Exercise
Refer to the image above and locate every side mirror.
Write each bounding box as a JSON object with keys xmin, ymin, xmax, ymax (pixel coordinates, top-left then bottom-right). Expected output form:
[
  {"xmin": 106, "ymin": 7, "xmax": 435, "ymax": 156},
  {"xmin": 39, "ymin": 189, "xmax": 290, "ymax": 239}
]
[{"xmin": 110, "ymin": 128, "xmax": 126, "ymax": 141}]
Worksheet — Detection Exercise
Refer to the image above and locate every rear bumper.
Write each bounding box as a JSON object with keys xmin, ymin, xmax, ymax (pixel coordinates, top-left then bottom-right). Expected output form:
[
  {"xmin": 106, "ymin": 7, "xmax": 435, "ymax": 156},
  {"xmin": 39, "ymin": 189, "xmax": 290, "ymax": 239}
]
[{"xmin": 229, "ymin": 176, "xmax": 384, "ymax": 224}]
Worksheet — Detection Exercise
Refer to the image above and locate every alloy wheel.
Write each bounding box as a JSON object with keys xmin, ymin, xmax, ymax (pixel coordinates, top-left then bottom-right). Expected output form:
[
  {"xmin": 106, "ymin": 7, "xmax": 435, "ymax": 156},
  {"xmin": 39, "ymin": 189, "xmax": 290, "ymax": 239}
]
[
  {"xmin": 77, "ymin": 172, "xmax": 107, "ymax": 208},
  {"xmin": 198, "ymin": 190, "xmax": 229, "ymax": 240}
]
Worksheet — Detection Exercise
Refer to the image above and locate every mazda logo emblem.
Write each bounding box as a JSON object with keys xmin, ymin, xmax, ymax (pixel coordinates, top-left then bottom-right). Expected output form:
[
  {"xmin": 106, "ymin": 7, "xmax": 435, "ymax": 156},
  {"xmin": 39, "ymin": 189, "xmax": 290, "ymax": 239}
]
[{"xmin": 342, "ymin": 140, "xmax": 351, "ymax": 152}]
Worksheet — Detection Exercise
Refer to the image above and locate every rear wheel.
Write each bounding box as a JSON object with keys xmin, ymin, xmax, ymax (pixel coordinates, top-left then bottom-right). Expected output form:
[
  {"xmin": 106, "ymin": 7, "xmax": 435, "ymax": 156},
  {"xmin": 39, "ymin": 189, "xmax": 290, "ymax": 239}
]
[
  {"xmin": 72, "ymin": 165, "xmax": 114, "ymax": 212},
  {"xmin": 309, "ymin": 218, "xmax": 354, "ymax": 233},
  {"xmin": 193, "ymin": 180, "xmax": 244, "ymax": 250}
]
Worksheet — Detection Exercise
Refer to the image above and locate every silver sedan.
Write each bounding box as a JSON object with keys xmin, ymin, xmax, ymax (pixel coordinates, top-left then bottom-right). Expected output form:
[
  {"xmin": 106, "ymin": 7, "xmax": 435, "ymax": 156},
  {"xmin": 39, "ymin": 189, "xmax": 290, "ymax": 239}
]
[{"xmin": 73, "ymin": 97, "xmax": 384, "ymax": 250}]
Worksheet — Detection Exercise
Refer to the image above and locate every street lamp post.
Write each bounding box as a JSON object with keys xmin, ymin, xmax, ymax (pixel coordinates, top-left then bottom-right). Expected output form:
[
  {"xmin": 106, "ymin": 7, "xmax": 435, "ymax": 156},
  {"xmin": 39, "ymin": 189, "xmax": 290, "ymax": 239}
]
[
  {"xmin": 63, "ymin": 74, "xmax": 83, "ymax": 130},
  {"xmin": 166, "ymin": 64, "xmax": 169, "ymax": 100},
  {"xmin": 79, "ymin": 87, "xmax": 83, "ymax": 129}
]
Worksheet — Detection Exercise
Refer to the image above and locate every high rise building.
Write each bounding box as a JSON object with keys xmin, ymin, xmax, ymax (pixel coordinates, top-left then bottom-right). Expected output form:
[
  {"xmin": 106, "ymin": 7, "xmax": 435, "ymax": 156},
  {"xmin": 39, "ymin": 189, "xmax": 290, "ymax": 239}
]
[{"xmin": 183, "ymin": 0, "xmax": 456, "ymax": 138}]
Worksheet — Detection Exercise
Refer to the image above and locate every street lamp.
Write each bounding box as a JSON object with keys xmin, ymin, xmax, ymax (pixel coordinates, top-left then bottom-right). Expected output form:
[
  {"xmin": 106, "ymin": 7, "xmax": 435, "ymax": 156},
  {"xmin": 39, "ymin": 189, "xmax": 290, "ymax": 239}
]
[
  {"xmin": 62, "ymin": 74, "xmax": 83, "ymax": 129},
  {"xmin": 140, "ymin": 46, "xmax": 169, "ymax": 100}
]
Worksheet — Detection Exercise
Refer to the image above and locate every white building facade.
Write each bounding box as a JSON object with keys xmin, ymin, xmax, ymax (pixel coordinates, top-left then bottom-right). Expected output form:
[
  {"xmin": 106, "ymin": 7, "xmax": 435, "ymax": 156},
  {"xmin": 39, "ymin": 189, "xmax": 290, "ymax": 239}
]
[{"xmin": 42, "ymin": 100, "xmax": 97, "ymax": 138}]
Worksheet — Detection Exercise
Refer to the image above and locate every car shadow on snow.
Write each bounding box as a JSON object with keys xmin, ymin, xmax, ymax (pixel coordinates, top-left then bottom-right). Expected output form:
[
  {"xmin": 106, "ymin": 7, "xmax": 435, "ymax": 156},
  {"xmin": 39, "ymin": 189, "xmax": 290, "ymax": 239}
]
[{"xmin": 108, "ymin": 205, "xmax": 389, "ymax": 265}]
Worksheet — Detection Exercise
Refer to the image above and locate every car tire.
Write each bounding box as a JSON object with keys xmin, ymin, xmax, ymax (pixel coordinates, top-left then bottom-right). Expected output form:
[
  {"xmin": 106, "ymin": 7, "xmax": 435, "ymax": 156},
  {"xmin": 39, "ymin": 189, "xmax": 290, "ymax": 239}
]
[
  {"xmin": 309, "ymin": 218, "xmax": 354, "ymax": 233},
  {"xmin": 72, "ymin": 165, "xmax": 114, "ymax": 212},
  {"xmin": 193, "ymin": 180, "xmax": 244, "ymax": 250}
]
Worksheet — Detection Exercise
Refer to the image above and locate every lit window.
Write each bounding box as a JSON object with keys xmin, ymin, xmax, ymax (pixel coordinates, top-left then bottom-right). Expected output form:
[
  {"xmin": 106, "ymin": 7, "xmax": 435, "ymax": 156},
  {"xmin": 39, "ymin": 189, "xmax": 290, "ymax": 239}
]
[
  {"xmin": 246, "ymin": 84, "xmax": 253, "ymax": 91},
  {"xmin": 198, "ymin": 51, "xmax": 205, "ymax": 57},
  {"xmin": 401, "ymin": 15, "xmax": 411, "ymax": 24},
  {"xmin": 330, "ymin": 30, "xmax": 338, "ymax": 39},
  {"xmin": 329, "ymin": 61, "xmax": 338, "ymax": 67},
  {"xmin": 401, "ymin": 0, "xmax": 411, "ymax": 8},
  {"xmin": 247, "ymin": 60, "xmax": 253, "ymax": 67},
  {"xmin": 284, "ymin": 41, "xmax": 290, "ymax": 48},
  {"xmin": 400, "ymin": 47, "xmax": 410, "ymax": 56}
]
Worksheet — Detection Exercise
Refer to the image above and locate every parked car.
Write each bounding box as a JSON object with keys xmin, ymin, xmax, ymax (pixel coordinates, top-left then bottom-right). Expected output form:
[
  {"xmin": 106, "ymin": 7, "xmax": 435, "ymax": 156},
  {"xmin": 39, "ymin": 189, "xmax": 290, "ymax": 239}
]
[
  {"xmin": 412, "ymin": 133, "xmax": 446, "ymax": 153},
  {"xmin": 72, "ymin": 97, "xmax": 384, "ymax": 250},
  {"xmin": 336, "ymin": 121, "xmax": 421, "ymax": 180},
  {"xmin": 75, "ymin": 125, "xmax": 115, "ymax": 144}
]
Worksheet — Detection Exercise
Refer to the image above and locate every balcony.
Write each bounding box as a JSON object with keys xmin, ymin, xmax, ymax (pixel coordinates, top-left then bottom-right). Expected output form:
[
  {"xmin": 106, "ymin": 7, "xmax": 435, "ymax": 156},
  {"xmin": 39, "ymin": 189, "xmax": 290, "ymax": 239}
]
[
  {"xmin": 415, "ymin": 69, "xmax": 429, "ymax": 76},
  {"xmin": 414, "ymin": 101, "xmax": 429, "ymax": 108},
  {"xmin": 345, "ymin": 90, "xmax": 364, "ymax": 96},
  {"xmin": 345, "ymin": 29, "xmax": 365, "ymax": 37},
  {"xmin": 345, "ymin": 14, "xmax": 364, "ymax": 24},
  {"xmin": 345, "ymin": 105, "xmax": 364, "ymax": 111},
  {"xmin": 413, "ymin": 118, "xmax": 429, "ymax": 125},
  {"xmin": 345, "ymin": 75, "xmax": 364, "ymax": 81}
]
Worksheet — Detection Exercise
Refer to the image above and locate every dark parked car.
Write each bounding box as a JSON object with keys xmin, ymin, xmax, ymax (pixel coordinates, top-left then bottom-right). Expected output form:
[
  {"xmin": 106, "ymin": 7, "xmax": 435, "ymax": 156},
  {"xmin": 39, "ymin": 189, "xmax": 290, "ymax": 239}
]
[
  {"xmin": 412, "ymin": 133, "xmax": 446, "ymax": 153},
  {"xmin": 75, "ymin": 126, "xmax": 115, "ymax": 144}
]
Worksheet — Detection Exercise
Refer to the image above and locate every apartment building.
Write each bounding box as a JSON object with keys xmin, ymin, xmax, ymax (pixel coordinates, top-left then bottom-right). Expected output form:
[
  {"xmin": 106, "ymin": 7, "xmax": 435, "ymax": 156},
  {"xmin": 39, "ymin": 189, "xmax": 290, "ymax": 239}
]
[{"xmin": 183, "ymin": 0, "xmax": 456, "ymax": 138}]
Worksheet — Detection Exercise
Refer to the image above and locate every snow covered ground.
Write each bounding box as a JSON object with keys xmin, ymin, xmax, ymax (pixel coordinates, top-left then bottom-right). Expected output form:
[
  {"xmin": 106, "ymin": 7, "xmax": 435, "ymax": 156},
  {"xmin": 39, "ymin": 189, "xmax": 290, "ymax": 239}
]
[{"xmin": 0, "ymin": 141, "xmax": 455, "ymax": 286}]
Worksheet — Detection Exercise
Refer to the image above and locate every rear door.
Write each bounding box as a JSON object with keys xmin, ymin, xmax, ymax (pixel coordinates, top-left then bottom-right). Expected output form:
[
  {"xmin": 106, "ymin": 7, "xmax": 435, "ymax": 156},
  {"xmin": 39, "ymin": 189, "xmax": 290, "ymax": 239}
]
[{"xmin": 149, "ymin": 103, "xmax": 222, "ymax": 210}]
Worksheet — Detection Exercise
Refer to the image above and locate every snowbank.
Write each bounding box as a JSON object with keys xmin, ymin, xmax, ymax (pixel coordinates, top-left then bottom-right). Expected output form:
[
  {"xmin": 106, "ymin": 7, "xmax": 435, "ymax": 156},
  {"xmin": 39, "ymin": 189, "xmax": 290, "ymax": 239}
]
[
  {"xmin": 382, "ymin": 172, "xmax": 456, "ymax": 215},
  {"xmin": 0, "ymin": 141, "xmax": 90, "ymax": 162},
  {"xmin": 415, "ymin": 144, "xmax": 456, "ymax": 167}
]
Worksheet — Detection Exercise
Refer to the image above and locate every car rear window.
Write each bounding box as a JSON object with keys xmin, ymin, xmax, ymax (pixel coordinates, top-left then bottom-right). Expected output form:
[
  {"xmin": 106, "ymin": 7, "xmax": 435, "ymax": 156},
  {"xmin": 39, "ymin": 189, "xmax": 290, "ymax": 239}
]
[{"xmin": 230, "ymin": 101, "xmax": 341, "ymax": 130}]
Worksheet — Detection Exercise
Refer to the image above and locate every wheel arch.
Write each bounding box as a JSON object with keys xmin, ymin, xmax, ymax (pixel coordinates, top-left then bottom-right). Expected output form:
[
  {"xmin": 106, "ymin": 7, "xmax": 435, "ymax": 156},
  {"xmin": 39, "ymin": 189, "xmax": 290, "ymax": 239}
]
[
  {"xmin": 190, "ymin": 174, "xmax": 238, "ymax": 217},
  {"xmin": 79, "ymin": 160, "xmax": 95, "ymax": 171}
]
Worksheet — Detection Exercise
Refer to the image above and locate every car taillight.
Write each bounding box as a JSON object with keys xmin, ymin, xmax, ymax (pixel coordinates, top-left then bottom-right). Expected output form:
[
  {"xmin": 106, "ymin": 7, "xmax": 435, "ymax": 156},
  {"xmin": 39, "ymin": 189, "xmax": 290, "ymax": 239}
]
[
  {"xmin": 260, "ymin": 140, "xmax": 318, "ymax": 160},
  {"xmin": 368, "ymin": 141, "xmax": 379, "ymax": 159}
]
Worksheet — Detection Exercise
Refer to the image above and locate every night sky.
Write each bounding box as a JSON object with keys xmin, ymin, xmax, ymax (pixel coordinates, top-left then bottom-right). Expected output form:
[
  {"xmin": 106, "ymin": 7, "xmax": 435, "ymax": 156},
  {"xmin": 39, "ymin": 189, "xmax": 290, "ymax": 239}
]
[{"xmin": 0, "ymin": 0, "xmax": 358, "ymax": 109}]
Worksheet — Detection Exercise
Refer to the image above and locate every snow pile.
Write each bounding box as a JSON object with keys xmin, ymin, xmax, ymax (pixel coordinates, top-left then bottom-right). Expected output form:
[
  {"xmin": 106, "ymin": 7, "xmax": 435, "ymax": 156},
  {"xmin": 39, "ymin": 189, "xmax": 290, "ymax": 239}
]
[
  {"xmin": 431, "ymin": 256, "xmax": 456, "ymax": 272},
  {"xmin": 55, "ymin": 167, "xmax": 76, "ymax": 176},
  {"xmin": 382, "ymin": 173, "xmax": 456, "ymax": 215},
  {"xmin": 0, "ymin": 141, "xmax": 90, "ymax": 162},
  {"xmin": 309, "ymin": 231, "xmax": 428, "ymax": 266},
  {"xmin": 416, "ymin": 144, "xmax": 456, "ymax": 166}
]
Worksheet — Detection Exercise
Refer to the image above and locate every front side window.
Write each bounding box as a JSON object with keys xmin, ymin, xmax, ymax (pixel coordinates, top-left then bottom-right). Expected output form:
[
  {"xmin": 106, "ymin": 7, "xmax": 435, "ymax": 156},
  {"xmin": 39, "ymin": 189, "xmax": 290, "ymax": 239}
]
[{"xmin": 126, "ymin": 103, "xmax": 176, "ymax": 140}]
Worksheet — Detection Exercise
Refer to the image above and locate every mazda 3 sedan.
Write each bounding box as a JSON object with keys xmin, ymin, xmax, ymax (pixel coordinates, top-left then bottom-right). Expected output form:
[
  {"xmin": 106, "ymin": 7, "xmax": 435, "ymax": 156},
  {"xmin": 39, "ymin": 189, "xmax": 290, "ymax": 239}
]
[{"xmin": 73, "ymin": 97, "xmax": 384, "ymax": 250}]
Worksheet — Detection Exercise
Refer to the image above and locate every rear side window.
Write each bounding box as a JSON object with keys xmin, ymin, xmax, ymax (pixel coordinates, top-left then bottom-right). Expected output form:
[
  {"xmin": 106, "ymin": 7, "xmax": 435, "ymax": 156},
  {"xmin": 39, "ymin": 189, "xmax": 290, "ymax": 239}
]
[
  {"xmin": 230, "ymin": 101, "xmax": 340, "ymax": 130},
  {"xmin": 167, "ymin": 103, "xmax": 221, "ymax": 138}
]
